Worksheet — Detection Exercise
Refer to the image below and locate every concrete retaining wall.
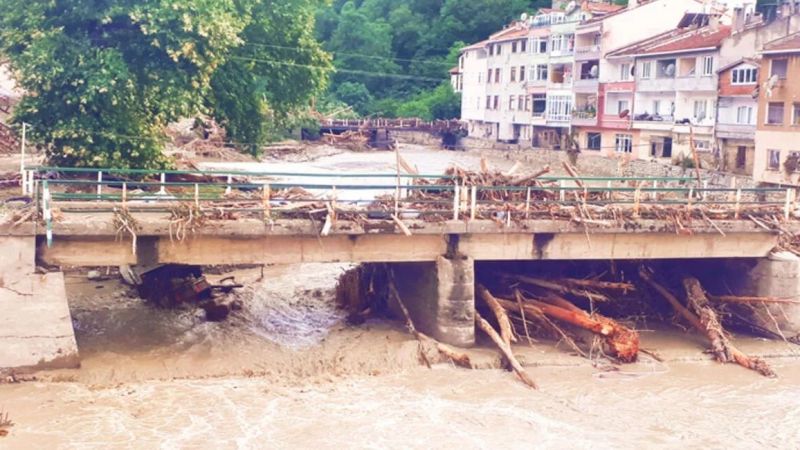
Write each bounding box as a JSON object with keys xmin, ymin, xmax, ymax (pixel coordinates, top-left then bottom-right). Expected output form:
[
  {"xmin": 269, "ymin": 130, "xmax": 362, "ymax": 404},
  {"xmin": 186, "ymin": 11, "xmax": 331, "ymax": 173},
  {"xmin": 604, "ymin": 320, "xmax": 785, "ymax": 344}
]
[
  {"xmin": 0, "ymin": 236, "xmax": 79, "ymax": 372},
  {"xmin": 742, "ymin": 251, "xmax": 800, "ymax": 338}
]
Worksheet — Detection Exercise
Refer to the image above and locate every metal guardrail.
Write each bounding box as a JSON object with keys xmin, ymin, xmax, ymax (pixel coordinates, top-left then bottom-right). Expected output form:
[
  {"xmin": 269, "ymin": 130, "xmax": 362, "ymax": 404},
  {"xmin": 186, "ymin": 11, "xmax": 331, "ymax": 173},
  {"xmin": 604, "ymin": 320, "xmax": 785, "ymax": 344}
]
[{"xmin": 22, "ymin": 166, "xmax": 798, "ymax": 245}]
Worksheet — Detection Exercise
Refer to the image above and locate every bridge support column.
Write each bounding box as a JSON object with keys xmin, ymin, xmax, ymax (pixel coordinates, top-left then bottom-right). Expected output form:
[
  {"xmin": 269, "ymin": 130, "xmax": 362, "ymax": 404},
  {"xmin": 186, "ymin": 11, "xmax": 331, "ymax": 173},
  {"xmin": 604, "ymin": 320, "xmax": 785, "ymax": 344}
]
[
  {"xmin": 744, "ymin": 251, "xmax": 800, "ymax": 337},
  {"xmin": 0, "ymin": 236, "xmax": 79, "ymax": 372},
  {"xmin": 390, "ymin": 256, "xmax": 475, "ymax": 347}
]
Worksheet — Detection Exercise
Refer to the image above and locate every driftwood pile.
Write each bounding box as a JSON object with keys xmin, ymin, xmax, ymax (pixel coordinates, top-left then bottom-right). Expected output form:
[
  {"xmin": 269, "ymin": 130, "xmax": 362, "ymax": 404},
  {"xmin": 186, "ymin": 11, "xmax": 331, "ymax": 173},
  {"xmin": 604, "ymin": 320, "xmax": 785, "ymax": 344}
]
[
  {"xmin": 337, "ymin": 260, "xmax": 788, "ymax": 389},
  {"xmin": 321, "ymin": 130, "xmax": 369, "ymax": 151}
]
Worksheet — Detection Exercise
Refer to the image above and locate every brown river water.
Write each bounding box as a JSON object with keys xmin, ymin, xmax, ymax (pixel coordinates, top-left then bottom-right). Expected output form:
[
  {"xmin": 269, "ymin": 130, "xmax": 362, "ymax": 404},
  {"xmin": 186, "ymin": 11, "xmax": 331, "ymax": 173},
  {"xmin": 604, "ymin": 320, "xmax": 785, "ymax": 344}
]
[{"xmin": 3, "ymin": 146, "xmax": 800, "ymax": 448}]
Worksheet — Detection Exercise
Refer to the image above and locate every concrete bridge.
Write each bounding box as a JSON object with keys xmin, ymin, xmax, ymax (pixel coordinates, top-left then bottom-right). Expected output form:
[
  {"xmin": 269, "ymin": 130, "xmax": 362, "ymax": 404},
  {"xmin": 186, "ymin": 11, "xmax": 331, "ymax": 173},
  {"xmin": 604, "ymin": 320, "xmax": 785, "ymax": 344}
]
[
  {"xmin": 2, "ymin": 165, "xmax": 799, "ymax": 372},
  {"xmin": 316, "ymin": 118, "xmax": 464, "ymax": 148}
]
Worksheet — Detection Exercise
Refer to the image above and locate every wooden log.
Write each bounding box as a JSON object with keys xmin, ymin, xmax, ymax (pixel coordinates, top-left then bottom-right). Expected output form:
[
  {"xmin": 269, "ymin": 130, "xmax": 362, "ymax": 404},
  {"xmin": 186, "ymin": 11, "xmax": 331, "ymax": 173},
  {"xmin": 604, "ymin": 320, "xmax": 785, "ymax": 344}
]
[
  {"xmin": 559, "ymin": 277, "xmax": 636, "ymax": 293},
  {"xmin": 494, "ymin": 295, "xmax": 639, "ymax": 363},
  {"xmin": 476, "ymin": 284, "xmax": 517, "ymax": 346},
  {"xmin": 709, "ymin": 295, "xmax": 800, "ymax": 305},
  {"xmin": 509, "ymin": 274, "xmax": 610, "ymax": 303},
  {"xmin": 638, "ymin": 266, "xmax": 705, "ymax": 331},
  {"xmin": 475, "ymin": 312, "xmax": 538, "ymax": 389},
  {"xmin": 511, "ymin": 165, "xmax": 551, "ymax": 185},
  {"xmin": 683, "ymin": 277, "xmax": 776, "ymax": 377}
]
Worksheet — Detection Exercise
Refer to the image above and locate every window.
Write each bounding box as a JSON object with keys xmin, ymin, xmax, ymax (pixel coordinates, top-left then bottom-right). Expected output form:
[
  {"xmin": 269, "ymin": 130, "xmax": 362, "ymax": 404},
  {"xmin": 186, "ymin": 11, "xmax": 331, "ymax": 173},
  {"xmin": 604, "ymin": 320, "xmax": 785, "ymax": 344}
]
[
  {"xmin": 512, "ymin": 41, "xmax": 518, "ymax": 53},
  {"xmin": 694, "ymin": 140, "xmax": 710, "ymax": 152},
  {"xmin": 767, "ymin": 102, "xmax": 785, "ymax": 125},
  {"xmin": 486, "ymin": 96, "xmax": 491, "ymax": 109},
  {"xmin": 494, "ymin": 68, "xmax": 501, "ymax": 83},
  {"xmin": 693, "ymin": 100, "xmax": 707, "ymax": 121},
  {"xmin": 736, "ymin": 146, "xmax": 747, "ymax": 169},
  {"xmin": 509, "ymin": 95, "xmax": 515, "ymax": 110},
  {"xmin": 520, "ymin": 39, "xmax": 527, "ymax": 53},
  {"xmin": 536, "ymin": 38, "xmax": 548, "ymax": 54},
  {"xmin": 652, "ymin": 100, "xmax": 661, "ymax": 115},
  {"xmin": 768, "ymin": 149, "xmax": 781, "ymax": 170},
  {"xmin": 524, "ymin": 95, "xmax": 530, "ymax": 111},
  {"xmin": 615, "ymin": 134, "xmax": 633, "ymax": 153},
  {"xmin": 737, "ymin": 106, "xmax": 753, "ymax": 124},
  {"xmin": 532, "ymin": 94, "xmax": 546, "ymax": 116},
  {"xmin": 732, "ymin": 67, "xmax": 758, "ymax": 84},
  {"xmin": 620, "ymin": 63, "xmax": 631, "ymax": 81},
  {"xmin": 702, "ymin": 56, "xmax": 714, "ymax": 76},
  {"xmin": 617, "ymin": 100, "xmax": 630, "ymax": 114},
  {"xmin": 794, "ymin": 103, "xmax": 800, "ymax": 125},
  {"xmin": 493, "ymin": 96, "xmax": 499, "ymax": 110},
  {"xmin": 547, "ymin": 94, "xmax": 572, "ymax": 121},
  {"xmin": 587, "ymin": 133, "xmax": 601, "ymax": 150},
  {"xmin": 478, "ymin": 72, "xmax": 482, "ymax": 83},
  {"xmin": 771, "ymin": 59, "xmax": 788, "ymax": 79},
  {"xmin": 550, "ymin": 35, "xmax": 563, "ymax": 53},
  {"xmin": 497, "ymin": 44, "xmax": 501, "ymax": 55},
  {"xmin": 641, "ymin": 61, "xmax": 652, "ymax": 79},
  {"xmin": 510, "ymin": 67, "xmax": 517, "ymax": 82},
  {"xmin": 519, "ymin": 66, "xmax": 526, "ymax": 82},
  {"xmin": 487, "ymin": 68, "xmax": 492, "ymax": 83},
  {"xmin": 536, "ymin": 64, "xmax": 548, "ymax": 81},
  {"xmin": 489, "ymin": 45, "xmax": 494, "ymax": 56},
  {"xmin": 518, "ymin": 96, "xmax": 524, "ymax": 111}
]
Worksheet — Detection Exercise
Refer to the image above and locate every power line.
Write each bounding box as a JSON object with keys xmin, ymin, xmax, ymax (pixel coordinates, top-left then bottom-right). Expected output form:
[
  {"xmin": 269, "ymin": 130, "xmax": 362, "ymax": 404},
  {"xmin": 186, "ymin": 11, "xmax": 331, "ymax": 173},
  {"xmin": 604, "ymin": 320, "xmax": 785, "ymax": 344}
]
[
  {"xmin": 242, "ymin": 42, "xmax": 455, "ymax": 67},
  {"xmin": 228, "ymin": 55, "xmax": 445, "ymax": 82}
]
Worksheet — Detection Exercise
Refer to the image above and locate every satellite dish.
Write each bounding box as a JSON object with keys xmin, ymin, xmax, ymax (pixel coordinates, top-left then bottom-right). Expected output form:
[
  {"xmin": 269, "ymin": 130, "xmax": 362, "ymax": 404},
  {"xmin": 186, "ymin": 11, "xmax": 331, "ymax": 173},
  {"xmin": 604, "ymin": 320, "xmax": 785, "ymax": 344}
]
[
  {"xmin": 765, "ymin": 74, "xmax": 779, "ymax": 98},
  {"xmin": 664, "ymin": 64, "xmax": 676, "ymax": 77},
  {"xmin": 589, "ymin": 65, "xmax": 599, "ymax": 78},
  {"xmin": 565, "ymin": 1, "xmax": 577, "ymax": 14},
  {"xmin": 619, "ymin": 109, "xmax": 630, "ymax": 119},
  {"xmin": 520, "ymin": 12, "xmax": 528, "ymax": 21}
]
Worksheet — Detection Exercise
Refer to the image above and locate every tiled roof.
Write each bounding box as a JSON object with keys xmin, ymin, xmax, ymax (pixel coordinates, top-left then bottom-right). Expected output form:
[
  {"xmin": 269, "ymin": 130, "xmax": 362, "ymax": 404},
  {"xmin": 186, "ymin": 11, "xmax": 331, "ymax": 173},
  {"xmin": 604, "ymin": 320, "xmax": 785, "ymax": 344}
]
[
  {"xmin": 461, "ymin": 40, "xmax": 489, "ymax": 52},
  {"xmin": 608, "ymin": 25, "xmax": 730, "ymax": 57},
  {"xmin": 762, "ymin": 32, "xmax": 800, "ymax": 53},
  {"xmin": 449, "ymin": 67, "xmax": 460, "ymax": 74},
  {"xmin": 584, "ymin": 2, "xmax": 624, "ymax": 14},
  {"xmin": 488, "ymin": 26, "xmax": 529, "ymax": 42},
  {"xmin": 717, "ymin": 57, "xmax": 758, "ymax": 73}
]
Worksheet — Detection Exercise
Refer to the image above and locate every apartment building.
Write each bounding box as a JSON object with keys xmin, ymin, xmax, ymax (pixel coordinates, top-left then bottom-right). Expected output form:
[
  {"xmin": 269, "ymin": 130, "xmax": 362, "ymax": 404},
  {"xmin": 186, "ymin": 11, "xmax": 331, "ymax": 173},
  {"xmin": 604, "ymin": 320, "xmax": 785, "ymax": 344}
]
[
  {"xmin": 605, "ymin": 20, "xmax": 731, "ymax": 162},
  {"xmin": 458, "ymin": 1, "xmax": 620, "ymax": 147},
  {"xmin": 572, "ymin": 0, "xmax": 710, "ymax": 157},
  {"xmin": 753, "ymin": 32, "xmax": 800, "ymax": 185}
]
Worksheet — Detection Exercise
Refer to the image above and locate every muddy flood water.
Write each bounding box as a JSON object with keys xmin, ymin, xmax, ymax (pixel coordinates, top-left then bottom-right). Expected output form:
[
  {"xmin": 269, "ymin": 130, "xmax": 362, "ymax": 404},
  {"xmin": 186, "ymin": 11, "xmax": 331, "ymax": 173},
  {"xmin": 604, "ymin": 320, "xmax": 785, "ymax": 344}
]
[{"xmin": 1, "ymin": 261, "xmax": 800, "ymax": 449}]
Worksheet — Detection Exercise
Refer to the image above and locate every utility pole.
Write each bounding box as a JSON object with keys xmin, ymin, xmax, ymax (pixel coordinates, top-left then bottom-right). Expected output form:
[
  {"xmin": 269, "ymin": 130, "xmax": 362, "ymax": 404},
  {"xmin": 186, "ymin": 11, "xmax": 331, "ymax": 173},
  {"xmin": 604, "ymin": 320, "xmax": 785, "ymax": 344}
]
[{"xmin": 20, "ymin": 122, "xmax": 27, "ymax": 194}]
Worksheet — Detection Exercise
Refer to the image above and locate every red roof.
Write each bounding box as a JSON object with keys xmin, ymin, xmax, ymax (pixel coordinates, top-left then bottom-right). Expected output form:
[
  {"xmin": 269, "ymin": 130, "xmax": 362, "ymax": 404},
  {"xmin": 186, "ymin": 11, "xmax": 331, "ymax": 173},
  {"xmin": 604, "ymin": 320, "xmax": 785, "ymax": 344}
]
[
  {"xmin": 488, "ymin": 26, "xmax": 529, "ymax": 42},
  {"xmin": 762, "ymin": 32, "xmax": 800, "ymax": 53},
  {"xmin": 584, "ymin": 2, "xmax": 624, "ymax": 14},
  {"xmin": 449, "ymin": 67, "xmax": 460, "ymax": 74},
  {"xmin": 608, "ymin": 25, "xmax": 730, "ymax": 57}
]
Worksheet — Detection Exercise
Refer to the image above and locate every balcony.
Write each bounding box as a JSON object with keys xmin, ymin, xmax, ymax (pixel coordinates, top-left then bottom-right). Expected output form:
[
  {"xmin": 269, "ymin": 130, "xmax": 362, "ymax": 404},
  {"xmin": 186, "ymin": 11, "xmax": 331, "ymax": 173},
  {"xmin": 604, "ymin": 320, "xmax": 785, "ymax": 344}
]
[
  {"xmin": 571, "ymin": 109, "xmax": 597, "ymax": 126},
  {"xmin": 674, "ymin": 76, "xmax": 716, "ymax": 92},
  {"xmin": 574, "ymin": 77, "xmax": 599, "ymax": 93},
  {"xmin": 525, "ymin": 79, "xmax": 547, "ymax": 91},
  {"xmin": 716, "ymin": 122, "xmax": 756, "ymax": 140},
  {"xmin": 550, "ymin": 48, "xmax": 575, "ymax": 58},
  {"xmin": 637, "ymin": 77, "xmax": 675, "ymax": 92},
  {"xmin": 632, "ymin": 114, "xmax": 674, "ymax": 131},
  {"xmin": 575, "ymin": 45, "xmax": 601, "ymax": 61}
]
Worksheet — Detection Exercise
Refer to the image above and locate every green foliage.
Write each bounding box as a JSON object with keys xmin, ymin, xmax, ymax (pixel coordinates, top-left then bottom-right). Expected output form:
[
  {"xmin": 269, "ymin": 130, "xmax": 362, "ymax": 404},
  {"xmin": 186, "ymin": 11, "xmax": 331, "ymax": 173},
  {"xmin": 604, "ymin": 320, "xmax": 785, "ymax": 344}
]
[
  {"xmin": 316, "ymin": 0, "xmax": 548, "ymax": 118},
  {"xmin": 0, "ymin": 0, "xmax": 331, "ymax": 167}
]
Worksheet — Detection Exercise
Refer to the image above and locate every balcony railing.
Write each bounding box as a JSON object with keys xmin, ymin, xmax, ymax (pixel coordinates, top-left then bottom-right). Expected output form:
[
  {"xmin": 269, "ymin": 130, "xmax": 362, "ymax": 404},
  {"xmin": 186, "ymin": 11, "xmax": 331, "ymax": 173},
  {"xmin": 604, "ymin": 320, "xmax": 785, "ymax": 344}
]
[
  {"xmin": 572, "ymin": 110, "xmax": 597, "ymax": 119},
  {"xmin": 575, "ymin": 45, "xmax": 600, "ymax": 60}
]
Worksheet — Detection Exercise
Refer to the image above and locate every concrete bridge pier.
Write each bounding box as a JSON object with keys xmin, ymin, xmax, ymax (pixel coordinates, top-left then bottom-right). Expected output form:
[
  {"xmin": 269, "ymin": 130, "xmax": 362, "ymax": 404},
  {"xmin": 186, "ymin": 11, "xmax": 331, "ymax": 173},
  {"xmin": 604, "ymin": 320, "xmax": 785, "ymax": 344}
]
[
  {"xmin": 0, "ymin": 236, "xmax": 79, "ymax": 372},
  {"xmin": 743, "ymin": 251, "xmax": 800, "ymax": 337},
  {"xmin": 389, "ymin": 256, "xmax": 475, "ymax": 347}
]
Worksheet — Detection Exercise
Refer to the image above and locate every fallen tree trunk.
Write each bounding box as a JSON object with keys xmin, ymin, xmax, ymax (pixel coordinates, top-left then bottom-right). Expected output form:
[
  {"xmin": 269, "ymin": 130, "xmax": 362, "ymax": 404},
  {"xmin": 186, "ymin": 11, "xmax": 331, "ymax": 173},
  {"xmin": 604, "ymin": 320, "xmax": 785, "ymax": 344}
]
[
  {"xmin": 475, "ymin": 312, "xmax": 538, "ymax": 389},
  {"xmin": 683, "ymin": 277, "xmax": 777, "ymax": 378},
  {"xmin": 509, "ymin": 274, "xmax": 610, "ymax": 303},
  {"xmin": 477, "ymin": 284, "xmax": 516, "ymax": 347},
  {"xmin": 493, "ymin": 294, "xmax": 639, "ymax": 363}
]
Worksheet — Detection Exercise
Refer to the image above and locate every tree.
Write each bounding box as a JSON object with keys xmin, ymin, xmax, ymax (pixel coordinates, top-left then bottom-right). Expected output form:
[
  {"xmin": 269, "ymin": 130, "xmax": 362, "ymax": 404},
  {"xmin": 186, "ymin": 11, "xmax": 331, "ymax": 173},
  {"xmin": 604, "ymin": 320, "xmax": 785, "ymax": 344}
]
[{"xmin": 0, "ymin": 0, "xmax": 330, "ymax": 167}]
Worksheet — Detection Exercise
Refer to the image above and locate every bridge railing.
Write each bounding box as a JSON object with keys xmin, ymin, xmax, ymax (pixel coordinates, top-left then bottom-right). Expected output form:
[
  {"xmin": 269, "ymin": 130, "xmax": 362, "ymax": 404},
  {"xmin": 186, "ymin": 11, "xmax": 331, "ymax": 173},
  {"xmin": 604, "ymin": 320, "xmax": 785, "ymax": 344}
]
[{"xmin": 25, "ymin": 166, "xmax": 797, "ymax": 236}]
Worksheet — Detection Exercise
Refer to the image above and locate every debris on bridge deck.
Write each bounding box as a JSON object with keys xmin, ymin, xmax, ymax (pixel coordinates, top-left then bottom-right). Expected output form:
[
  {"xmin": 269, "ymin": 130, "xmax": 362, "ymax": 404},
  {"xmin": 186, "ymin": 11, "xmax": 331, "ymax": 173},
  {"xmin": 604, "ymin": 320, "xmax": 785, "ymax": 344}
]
[{"xmin": 336, "ymin": 260, "xmax": 789, "ymax": 388}]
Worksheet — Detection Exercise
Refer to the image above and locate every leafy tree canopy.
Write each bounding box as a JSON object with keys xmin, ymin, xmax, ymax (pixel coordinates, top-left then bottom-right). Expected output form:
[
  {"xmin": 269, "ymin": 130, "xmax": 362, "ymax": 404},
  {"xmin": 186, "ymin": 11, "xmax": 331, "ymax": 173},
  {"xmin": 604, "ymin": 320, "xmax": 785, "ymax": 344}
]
[{"xmin": 0, "ymin": 0, "xmax": 331, "ymax": 167}]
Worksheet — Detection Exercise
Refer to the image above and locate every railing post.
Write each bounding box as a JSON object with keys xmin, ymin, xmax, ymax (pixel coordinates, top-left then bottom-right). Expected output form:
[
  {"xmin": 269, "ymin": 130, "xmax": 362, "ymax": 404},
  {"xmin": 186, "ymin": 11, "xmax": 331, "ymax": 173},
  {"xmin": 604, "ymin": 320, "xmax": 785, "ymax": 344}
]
[
  {"xmin": 263, "ymin": 184, "xmax": 271, "ymax": 220},
  {"xmin": 19, "ymin": 122, "xmax": 27, "ymax": 195},
  {"xmin": 785, "ymin": 188, "xmax": 792, "ymax": 220},
  {"xmin": 525, "ymin": 187, "xmax": 531, "ymax": 219},
  {"xmin": 559, "ymin": 180, "xmax": 566, "ymax": 202},
  {"xmin": 687, "ymin": 187, "xmax": 694, "ymax": 213},
  {"xmin": 470, "ymin": 186, "xmax": 477, "ymax": 221},
  {"xmin": 453, "ymin": 184, "xmax": 460, "ymax": 220},
  {"xmin": 194, "ymin": 183, "xmax": 200, "ymax": 208},
  {"xmin": 225, "ymin": 175, "xmax": 232, "ymax": 195},
  {"xmin": 27, "ymin": 170, "xmax": 35, "ymax": 196},
  {"xmin": 651, "ymin": 180, "xmax": 658, "ymax": 201},
  {"xmin": 122, "ymin": 182, "xmax": 128, "ymax": 207},
  {"xmin": 43, "ymin": 180, "xmax": 53, "ymax": 248},
  {"xmin": 702, "ymin": 180, "xmax": 708, "ymax": 202},
  {"xmin": 606, "ymin": 180, "xmax": 612, "ymax": 201},
  {"xmin": 159, "ymin": 173, "xmax": 166, "ymax": 195},
  {"xmin": 735, "ymin": 189, "xmax": 742, "ymax": 219},
  {"xmin": 96, "ymin": 171, "xmax": 103, "ymax": 200}
]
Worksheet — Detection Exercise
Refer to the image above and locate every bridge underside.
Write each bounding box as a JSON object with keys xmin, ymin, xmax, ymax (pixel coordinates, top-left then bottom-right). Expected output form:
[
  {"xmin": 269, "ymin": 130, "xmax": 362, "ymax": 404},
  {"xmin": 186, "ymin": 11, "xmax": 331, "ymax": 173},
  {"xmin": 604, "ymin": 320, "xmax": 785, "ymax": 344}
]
[
  {"xmin": 22, "ymin": 217, "xmax": 781, "ymax": 267},
  {"xmin": 37, "ymin": 231, "xmax": 779, "ymax": 267}
]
